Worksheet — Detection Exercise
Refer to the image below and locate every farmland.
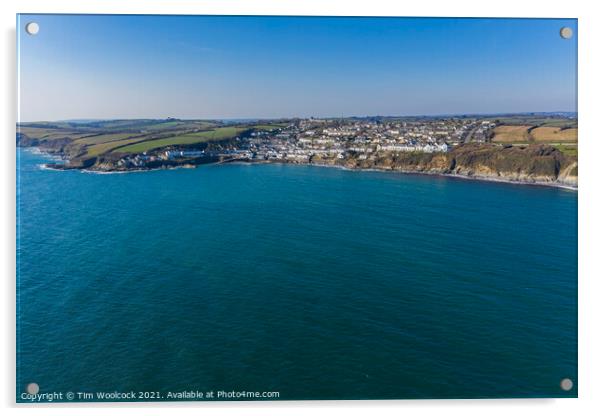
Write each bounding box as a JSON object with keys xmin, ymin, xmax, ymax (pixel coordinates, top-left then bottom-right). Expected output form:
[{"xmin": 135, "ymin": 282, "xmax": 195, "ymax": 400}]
[
  {"xmin": 18, "ymin": 127, "xmax": 92, "ymax": 141},
  {"xmin": 491, "ymin": 125, "xmax": 532, "ymax": 143},
  {"xmin": 16, "ymin": 119, "xmax": 280, "ymax": 163},
  {"xmin": 251, "ymin": 123, "xmax": 289, "ymax": 131},
  {"xmin": 85, "ymin": 137, "xmax": 153, "ymax": 157},
  {"xmin": 493, "ymin": 125, "xmax": 577, "ymax": 144},
  {"xmin": 74, "ymin": 133, "xmax": 143, "ymax": 145},
  {"xmin": 117, "ymin": 127, "xmax": 249, "ymax": 153},
  {"xmin": 491, "ymin": 114, "xmax": 577, "ymax": 155},
  {"xmin": 531, "ymin": 126, "xmax": 578, "ymax": 142},
  {"xmin": 17, "ymin": 115, "xmax": 576, "ymax": 182}
]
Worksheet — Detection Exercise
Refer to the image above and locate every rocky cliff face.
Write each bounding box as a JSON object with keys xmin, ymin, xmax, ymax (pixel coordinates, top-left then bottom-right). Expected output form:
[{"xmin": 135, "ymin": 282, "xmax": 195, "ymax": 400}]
[
  {"xmin": 17, "ymin": 133, "xmax": 85, "ymax": 159},
  {"xmin": 315, "ymin": 144, "xmax": 577, "ymax": 187},
  {"xmin": 449, "ymin": 144, "xmax": 577, "ymax": 186}
]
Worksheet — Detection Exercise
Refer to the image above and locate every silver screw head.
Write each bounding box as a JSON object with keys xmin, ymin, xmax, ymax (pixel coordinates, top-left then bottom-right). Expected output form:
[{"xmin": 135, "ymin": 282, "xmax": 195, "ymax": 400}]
[
  {"xmin": 26, "ymin": 383, "xmax": 39, "ymax": 395},
  {"xmin": 25, "ymin": 22, "xmax": 39, "ymax": 35},
  {"xmin": 560, "ymin": 378, "xmax": 574, "ymax": 391},
  {"xmin": 560, "ymin": 27, "xmax": 573, "ymax": 39}
]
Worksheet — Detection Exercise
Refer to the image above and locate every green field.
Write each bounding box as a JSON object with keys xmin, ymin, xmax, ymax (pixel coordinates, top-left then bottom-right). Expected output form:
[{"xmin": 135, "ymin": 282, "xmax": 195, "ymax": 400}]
[
  {"xmin": 17, "ymin": 120, "xmax": 279, "ymax": 158},
  {"xmin": 144, "ymin": 120, "xmax": 217, "ymax": 131},
  {"xmin": 18, "ymin": 127, "xmax": 90, "ymax": 141},
  {"xmin": 90, "ymin": 120, "xmax": 165, "ymax": 130},
  {"xmin": 554, "ymin": 144, "xmax": 578, "ymax": 157},
  {"xmin": 487, "ymin": 116, "xmax": 577, "ymax": 128},
  {"xmin": 74, "ymin": 133, "xmax": 142, "ymax": 145},
  {"xmin": 252, "ymin": 123, "xmax": 288, "ymax": 130},
  {"xmin": 116, "ymin": 127, "xmax": 248, "ymax": 153},
  {"xmin": 85, "ymin": 137, "xmax": 154, "ymax": 157}
]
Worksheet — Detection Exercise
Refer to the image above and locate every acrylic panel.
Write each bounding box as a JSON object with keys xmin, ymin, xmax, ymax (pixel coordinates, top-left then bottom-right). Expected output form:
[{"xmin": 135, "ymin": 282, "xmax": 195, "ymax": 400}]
[{"xmin": 16, "ymin": 14, "xmax": 577, "ymax": 402}]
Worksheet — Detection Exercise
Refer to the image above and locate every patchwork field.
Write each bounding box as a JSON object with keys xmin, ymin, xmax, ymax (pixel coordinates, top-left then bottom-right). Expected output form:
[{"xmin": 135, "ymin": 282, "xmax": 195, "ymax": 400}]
[
  {"xmin": 493, "ymin": 125, "xmax": 577, "ymax": 145},
  {"xmin": 487, "ymin": 116, "xmax": 577, "ymax": 128},
  {"xmin": 85, "ymin": 137, "xmax": 153, "ymax": 157},
  {"xmin": 18, "ymin": 127, "xmax": 91, "ymax": 141},
  {"xmin": 74, "ymin": 133, "xmax": 143, "ymax": 145},
  {"xmin": 492, "ymin": 126, "xmax": 532, "ymax": 143},
  {"xmin": 252, "ymin": 123, "xmax": 288, "ymax": 130},
  {"xmin": 116, "ymin": 127, "xmax": 248, "ymax": 153},
  {"xmin": 530, "ymin": 127, "xmax": 577, "ymax": 143},
  {"xmin": 19, "ymin": 116, "xmax": 576, "ymax": 162},
  {"xmin": 144, "ymin": 120, "xmax": 216, "ymax": 131},
  {"xmin": 17, "ymin": 119, "xmax": 270, "ymax": 160}
]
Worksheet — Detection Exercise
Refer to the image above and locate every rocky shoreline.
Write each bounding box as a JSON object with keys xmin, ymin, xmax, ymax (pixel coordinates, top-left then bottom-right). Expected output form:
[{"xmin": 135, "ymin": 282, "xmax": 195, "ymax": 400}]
[
  {"xmin": 258, "ymin": 143, "xmax": 578, "ymax": 189},
  {"xmin": 255, "ymin": 160, "xmax": 578, "ymax": 190},
  {"xmin": 24, "ymin": 142, "xmax": 577, "ymax": 189}
]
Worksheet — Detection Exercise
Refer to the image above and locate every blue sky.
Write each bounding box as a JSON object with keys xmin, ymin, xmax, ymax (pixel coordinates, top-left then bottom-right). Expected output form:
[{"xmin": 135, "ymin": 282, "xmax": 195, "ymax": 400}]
[{"xmin": 17, "ymin": 15, "xmax": 577, "ymax": 121}]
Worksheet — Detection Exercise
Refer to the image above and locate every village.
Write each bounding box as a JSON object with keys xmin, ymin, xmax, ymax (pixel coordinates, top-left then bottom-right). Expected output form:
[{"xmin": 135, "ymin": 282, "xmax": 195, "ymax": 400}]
[
  {"xmin": 242, "ymin": 118, "xmax": 496, "ymax": 163},
  {"xmin": 113, "ymin": 118, "xmax": 497, "ymax": 169}
]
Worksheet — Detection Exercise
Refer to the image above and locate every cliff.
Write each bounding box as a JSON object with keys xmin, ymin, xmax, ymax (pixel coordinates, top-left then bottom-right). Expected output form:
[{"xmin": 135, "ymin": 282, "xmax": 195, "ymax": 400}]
[
  {"xmin": 313, "ymin": 144, "xmax": 577, "ymax": 188},
  {"xmin": 18, "ymin": 130, "xmax": 577, "ymax": 188},
  {"xmin": 17, "ymin": 133, "xmax": 85, "ymax": 159}
]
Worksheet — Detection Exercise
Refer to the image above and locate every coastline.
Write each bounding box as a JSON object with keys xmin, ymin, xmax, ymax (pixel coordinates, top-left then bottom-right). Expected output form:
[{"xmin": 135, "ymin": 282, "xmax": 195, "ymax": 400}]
[
  {"xmin": 27, "ymin": 148, "xmax": 577, "ymax": 190},
  {"xmin": 258, "ymin": 160, "xmax": 579, "ymax": 191}
]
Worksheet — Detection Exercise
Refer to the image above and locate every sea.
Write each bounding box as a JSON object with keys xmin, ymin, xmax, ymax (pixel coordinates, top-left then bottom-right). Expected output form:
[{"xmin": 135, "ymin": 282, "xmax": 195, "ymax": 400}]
[{"xmin": 16, "ymin": 148, "xmax": 577, "ymax": 401}]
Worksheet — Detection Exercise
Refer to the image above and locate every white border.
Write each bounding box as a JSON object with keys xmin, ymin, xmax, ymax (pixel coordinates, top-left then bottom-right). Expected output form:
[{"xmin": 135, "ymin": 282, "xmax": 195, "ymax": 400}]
[{"xmin": 2, "ymin": 1, "xmax": 601, "ymax": 415}]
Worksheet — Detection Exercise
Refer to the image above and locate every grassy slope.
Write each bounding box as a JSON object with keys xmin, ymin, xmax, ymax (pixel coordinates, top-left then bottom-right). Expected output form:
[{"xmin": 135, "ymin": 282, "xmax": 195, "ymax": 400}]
[
  {"xmin": 492, "ymin": 125, "xmax": 531, "ymax": 143},
  {"xmin": 553, "ymin": 144, "xmax": 578, "ymax": 157},
  {"xmin": 85, "ymin": 137, "xmax": 154, "ymax": 157},
  {"xmin": 17, "ymin": 120, "xmax": 243, "ymax": 158},
  {"xmin": 252, "ymin": 123, "xmax": 288, "ymax": 130},
  {"xmin": 531, "ymin": 126, "xmax": 577, "ymax": 142},
  {"xmin": 18, "ymin": 127, "xmax": 90, "ymax": 141},
  {"xmin": 74, "ymin": 133, "xmax": 142, "ymax": 145},
  {"xmin": 492, "ymin": 117, "xmax": 578, "ymax": 157},
  {"xmin": 116, "ymin": 127, "xmax": 248, "ymax": 153}
]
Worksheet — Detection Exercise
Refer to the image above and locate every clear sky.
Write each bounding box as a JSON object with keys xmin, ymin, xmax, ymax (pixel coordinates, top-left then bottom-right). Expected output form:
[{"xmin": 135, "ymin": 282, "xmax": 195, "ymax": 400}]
[{"xmin": 17, "ymin": 15, "xmax": 577, "ymax": 121}]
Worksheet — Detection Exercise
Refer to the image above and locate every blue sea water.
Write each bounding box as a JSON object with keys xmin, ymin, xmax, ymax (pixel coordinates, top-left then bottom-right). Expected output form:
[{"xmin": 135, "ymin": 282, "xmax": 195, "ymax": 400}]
[{"xmin": 16, "ymin": 148, "xmax": 577, "ymax": 401}]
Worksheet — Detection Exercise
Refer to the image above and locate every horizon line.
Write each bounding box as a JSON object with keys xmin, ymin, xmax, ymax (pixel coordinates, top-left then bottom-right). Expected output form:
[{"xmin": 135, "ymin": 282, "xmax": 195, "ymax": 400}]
[{"xmin": 19, "ymin": 110, "xmax": 578, "ymax": 124}]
